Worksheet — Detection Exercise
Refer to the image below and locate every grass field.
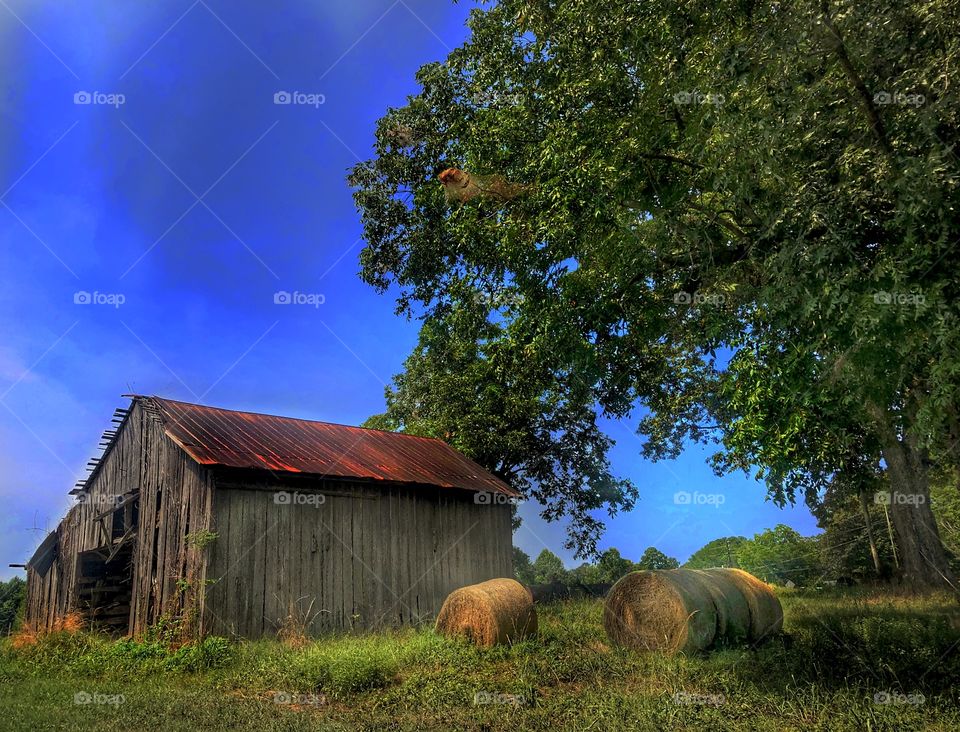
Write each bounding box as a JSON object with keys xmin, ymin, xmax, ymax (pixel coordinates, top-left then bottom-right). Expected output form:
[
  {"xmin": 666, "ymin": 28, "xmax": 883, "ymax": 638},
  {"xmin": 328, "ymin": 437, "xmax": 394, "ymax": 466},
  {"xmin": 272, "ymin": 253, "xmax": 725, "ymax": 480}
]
[{"xmin": 2, "ymin": 588, "xmax": 959, "ymax": 731}]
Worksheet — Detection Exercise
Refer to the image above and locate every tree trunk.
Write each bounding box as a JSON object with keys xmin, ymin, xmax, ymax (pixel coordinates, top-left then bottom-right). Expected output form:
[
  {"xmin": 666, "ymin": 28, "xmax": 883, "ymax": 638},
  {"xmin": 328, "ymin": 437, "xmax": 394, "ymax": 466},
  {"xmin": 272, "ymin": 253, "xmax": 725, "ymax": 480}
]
[
  {"xmin": 878, "ymin": 429, "xmax": 956, "ymax": 591},
  {"xmin": 858, "ymin": 489, "xmax": 883, "ymax": 577}
]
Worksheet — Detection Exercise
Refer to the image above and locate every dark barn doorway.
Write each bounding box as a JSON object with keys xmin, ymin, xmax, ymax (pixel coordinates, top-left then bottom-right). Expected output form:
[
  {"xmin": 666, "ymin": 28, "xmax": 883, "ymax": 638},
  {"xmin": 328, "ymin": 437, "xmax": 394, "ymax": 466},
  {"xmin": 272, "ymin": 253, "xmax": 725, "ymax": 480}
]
[{"xmin": 76, "ymin": 491, "xmax": 139, "ymax": 634}]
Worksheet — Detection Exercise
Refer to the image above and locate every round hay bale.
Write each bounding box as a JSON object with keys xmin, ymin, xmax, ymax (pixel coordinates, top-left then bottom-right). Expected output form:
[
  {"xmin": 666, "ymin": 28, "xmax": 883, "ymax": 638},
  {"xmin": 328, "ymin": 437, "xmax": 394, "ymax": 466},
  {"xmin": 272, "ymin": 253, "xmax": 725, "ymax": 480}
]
[
  {"xmin": 603, "ymin": 570, "xmax": 717, "ymax": 654},
  {"xmin": 692, "ymin": 569, "xmax": 752, "ymax": 645},
  {"xmin": 717, "ymin": 568, "xmax": 783, "ymax": 642},
  {"xmin": 435, "ymin": 578, "xmax": 537, "ymax": 647}
]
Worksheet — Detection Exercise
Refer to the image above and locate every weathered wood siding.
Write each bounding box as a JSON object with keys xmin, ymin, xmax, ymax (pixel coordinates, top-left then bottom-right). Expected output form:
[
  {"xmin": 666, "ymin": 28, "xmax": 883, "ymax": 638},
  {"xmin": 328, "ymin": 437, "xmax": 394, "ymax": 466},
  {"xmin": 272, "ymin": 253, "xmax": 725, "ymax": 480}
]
[
  {"xmin": 24, "ymin": 401, "xmax": 214, "ymax": 635},
  {"xmin": 203, "ymin": 479, "xmax": 513, "ymax": 637}
]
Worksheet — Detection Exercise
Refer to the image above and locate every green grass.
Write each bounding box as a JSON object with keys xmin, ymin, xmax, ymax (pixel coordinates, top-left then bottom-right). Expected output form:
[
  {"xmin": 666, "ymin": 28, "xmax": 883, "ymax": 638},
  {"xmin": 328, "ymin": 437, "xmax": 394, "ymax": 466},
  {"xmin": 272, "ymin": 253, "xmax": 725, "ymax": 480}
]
[{"xmin": 2, "ymin": 588, "xmax": 959, "ymax": 731}]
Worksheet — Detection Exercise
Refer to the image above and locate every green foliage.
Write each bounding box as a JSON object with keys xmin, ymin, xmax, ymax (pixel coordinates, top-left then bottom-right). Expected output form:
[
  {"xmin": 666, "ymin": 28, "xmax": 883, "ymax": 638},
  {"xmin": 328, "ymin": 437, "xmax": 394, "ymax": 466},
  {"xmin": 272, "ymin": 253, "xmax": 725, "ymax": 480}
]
[
  {"xmin": 684, "ymin": 537, "xmax": 747, "ymax": 569},
  {"xmin": 811, "ymin": 488, "xmax": 897, "ymax": 579},
  {"xmin": 185, "ymin": 530, "xmax": 219, "ymax": 550},
  {"xmin": 512, "ymin": 547, "xmax": 536, "ymax": 585},
  {"xmin": 635, "ymin": 547, "xmax": 680, "ymax": 571},
  {"xmin": 294, "ymin": 637, "xmax": 399, "ymax": 697},
  {"xmin": 167, "ymin": 636, "xmax": 235, "ymax": 672},
  {"xmin": 361, "ymin": 313, "xmax": 638, "ymax": 557},
  {"xmin": 0, "ymin": 577, "xmax": 26, "ymax": 635},
  {"xmin": 929, "ymin": 472, "xmax": 960, "ymax": 567},
  {"xmin": 596, "ymin": 548, "xmax": 637, "ymax": 581},
  {"xmin": 736, "ymin": 525, "xmax": 822, "ymax": 586},
  {"xmin": 350, "ymin": 0, "xmax": 960, "ymax": 583},
  {"xmin": 531, "ymin": 549, "xmax": 566, "ymax": 584},
  {"xmin": 567, "ymin": 562, "xmax": 603, "ymax": 585},
  {"xmin": 3, "ymin": 632, "xmax": 233, "ymax": 676}
]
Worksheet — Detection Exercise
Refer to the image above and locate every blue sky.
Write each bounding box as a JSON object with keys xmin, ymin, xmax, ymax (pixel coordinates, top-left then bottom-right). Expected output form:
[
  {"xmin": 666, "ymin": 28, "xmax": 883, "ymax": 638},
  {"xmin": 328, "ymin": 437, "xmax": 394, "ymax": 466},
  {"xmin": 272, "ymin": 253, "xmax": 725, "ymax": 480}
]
[{"xmin": 0, "ymin": 0, "xmax": 817, "ymax": 581}]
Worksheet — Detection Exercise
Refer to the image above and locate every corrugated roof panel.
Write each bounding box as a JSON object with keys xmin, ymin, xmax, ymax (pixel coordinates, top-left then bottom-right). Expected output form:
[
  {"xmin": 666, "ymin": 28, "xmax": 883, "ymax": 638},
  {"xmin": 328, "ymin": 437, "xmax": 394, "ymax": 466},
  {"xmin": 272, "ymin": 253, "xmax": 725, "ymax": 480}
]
[{"xmin": 136, "ymin": 396, "xmax": 518, "ymax": 496}]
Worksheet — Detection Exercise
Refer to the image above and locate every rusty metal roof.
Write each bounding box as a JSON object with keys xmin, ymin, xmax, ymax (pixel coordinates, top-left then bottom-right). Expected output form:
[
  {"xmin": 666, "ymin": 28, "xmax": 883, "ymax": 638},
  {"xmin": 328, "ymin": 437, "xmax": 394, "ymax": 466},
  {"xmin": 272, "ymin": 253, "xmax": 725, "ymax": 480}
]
[{"xmin": 133, "ymin": 396, "xmax": 518, "ymax": 496}]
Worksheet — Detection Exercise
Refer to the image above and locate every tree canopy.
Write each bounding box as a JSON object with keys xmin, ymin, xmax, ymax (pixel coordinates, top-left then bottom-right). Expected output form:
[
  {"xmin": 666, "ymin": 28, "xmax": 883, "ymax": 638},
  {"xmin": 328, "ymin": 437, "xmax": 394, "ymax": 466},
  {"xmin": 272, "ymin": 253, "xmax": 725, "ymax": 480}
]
[
  {"xmin": 635, "ymin": 547, "xmax": 681, "ymax": 571},
  {"xmin": 684, "ymin": 537, "xmax": 748, "ymax": 570},
  {"xmin": 352, "ymin": 0, "xmax": 960, "ymax": 583}
]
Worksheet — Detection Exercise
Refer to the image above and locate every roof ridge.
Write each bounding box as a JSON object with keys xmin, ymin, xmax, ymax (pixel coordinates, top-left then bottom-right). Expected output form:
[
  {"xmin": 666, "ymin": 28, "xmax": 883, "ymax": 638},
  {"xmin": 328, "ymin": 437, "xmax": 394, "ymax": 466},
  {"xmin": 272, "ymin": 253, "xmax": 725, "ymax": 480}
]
[
  {"xmin": 127, "ymin": 394, "xmax": 449, "ymax": 444},
  {"xmin": 121, "ymin": 394, "xmax": 518, "ymax": 496}
]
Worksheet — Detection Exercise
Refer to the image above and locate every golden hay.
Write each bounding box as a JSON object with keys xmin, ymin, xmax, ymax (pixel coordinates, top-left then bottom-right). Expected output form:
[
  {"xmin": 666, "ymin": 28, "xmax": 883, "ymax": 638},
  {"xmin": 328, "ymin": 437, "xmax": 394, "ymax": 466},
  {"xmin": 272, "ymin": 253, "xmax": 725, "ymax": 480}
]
[
  {"xmin": 692, "ymin": 569, "xmax": 752, "ymax": 645},
  {"xmin": 603, "ymin": 568, "xmax": 782, "ymax": 654},
  {"xmin": 603, "ymin": 570, "xmax": 717, "ymax": 654},
  {"xmin": 717, "ymin": 568, "xmax": 784, "ymax": 642},
  {"xmin": 435, "ymin": 578, "xmax": 537, "ymax": 647}
]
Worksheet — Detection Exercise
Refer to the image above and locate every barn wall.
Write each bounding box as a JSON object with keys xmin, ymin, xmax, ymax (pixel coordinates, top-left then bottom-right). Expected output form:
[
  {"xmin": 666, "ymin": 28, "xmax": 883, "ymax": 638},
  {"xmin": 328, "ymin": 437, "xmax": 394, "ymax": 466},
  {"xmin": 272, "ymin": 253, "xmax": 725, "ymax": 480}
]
[
  {"xmin": 24, "ymin": 401, "xmax": 215, "ymax": 635},
  {"xmin": 203, "ymin": 479, "xmax": 514, "ymax": 637}
]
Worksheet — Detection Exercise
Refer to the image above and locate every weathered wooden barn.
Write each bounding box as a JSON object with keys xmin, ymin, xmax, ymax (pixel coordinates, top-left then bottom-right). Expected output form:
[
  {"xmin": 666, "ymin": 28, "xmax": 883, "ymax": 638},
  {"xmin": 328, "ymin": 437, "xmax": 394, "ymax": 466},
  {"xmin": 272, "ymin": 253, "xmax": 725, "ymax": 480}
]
[{"xmin": 24, "ymin": 396, "xmax": 517, "ymax": 638}]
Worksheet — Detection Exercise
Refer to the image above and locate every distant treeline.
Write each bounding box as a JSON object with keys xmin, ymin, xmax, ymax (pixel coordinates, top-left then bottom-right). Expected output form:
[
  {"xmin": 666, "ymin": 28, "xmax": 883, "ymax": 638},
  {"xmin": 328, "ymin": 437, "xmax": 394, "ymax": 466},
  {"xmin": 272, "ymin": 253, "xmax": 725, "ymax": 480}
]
[{"xmin": 516, "ymin": 500, "xmax": 960, "ymax": 589}]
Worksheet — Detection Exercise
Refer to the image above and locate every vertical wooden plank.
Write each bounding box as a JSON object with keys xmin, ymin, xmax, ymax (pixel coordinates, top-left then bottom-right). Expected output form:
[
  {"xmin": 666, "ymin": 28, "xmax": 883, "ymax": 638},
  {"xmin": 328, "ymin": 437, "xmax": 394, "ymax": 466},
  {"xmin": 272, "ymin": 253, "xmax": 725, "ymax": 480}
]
[{"xmin": 247, "ymin": 487, "xmax": 265, "ymax": 638}]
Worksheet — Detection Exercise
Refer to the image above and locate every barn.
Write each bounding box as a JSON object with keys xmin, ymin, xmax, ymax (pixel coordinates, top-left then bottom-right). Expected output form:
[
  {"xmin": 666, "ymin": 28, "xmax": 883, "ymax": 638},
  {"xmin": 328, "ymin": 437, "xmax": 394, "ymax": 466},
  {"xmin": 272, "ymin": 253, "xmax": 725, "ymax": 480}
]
[{"xmin": 23, "ymin": 396, "xmax": 517, "ymax": 638}]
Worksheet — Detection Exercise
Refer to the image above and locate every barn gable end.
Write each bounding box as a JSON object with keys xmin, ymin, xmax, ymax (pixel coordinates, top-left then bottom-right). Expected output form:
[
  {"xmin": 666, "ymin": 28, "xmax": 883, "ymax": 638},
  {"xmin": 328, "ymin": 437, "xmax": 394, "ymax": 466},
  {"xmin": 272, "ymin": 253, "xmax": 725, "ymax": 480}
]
[{"xmin": 25, "ymin": 400, "xmax": 215, "ymax": 636}]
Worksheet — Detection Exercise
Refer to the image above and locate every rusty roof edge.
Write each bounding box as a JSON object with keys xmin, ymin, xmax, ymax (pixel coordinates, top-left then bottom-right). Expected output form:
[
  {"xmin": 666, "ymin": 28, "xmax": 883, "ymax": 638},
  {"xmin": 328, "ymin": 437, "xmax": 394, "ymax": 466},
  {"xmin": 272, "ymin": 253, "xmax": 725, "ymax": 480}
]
[
  {"xmin": 134, "ymin": 394, "xmax": 461, "ymax": 444},
  {"xmin": 141, "ymin": 394, "xmax": 519, "ymax": 497}
]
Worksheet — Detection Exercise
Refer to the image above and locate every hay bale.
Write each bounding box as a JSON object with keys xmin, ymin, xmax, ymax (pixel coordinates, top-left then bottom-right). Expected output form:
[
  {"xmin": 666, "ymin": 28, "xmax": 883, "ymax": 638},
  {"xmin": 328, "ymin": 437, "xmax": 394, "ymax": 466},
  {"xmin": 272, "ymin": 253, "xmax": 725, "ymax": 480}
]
[
  {"xmin": 716, "ymin": 568, "xmax": 783, "ymax": 642},
  {"xmin": 435, "ymin": 578, "xmax": 537, "ymax": 647},
  {"xmin": 692, "ymin": 569, "xmax": 751, "ymax": 645},
  {"xmin": 603, "ymin": 568, "xmax": 783, "ymax": 654},
  {"xmin": 603, "ymin": 570, "xmax": 717, "ymax": 654}
]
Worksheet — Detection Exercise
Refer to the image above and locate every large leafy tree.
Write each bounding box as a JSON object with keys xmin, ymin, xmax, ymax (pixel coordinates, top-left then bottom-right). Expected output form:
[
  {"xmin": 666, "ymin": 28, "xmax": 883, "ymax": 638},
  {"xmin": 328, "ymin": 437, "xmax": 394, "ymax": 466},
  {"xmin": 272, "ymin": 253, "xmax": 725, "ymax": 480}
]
[
  {"xmin": 351, "ymin": 0, "xmax": 960, "ymax": 585},
  {"xmin": 513, "ymin": 547, "xmax": 537, "ymax": 585},
  {"xmin": 738, "ymin": 525, "xmax": 823, "ymax": 586},
  {"xmin": 531, "ymin": 549, "xmax": 568, "ymax": 584},
  {"xmin": 362, "ymin": 311, "xmax": 637, "ymax": 555},
  {"xmin": 596, "ymin": 548, "xmax": 636, "ymax": 581},
  {"xmin": 684, "ymin": 537, "xmax": 748, "ymax": 569},
  {"xmin": 635, "ymin": 546, "xmax": 681, "ymax": 571}
]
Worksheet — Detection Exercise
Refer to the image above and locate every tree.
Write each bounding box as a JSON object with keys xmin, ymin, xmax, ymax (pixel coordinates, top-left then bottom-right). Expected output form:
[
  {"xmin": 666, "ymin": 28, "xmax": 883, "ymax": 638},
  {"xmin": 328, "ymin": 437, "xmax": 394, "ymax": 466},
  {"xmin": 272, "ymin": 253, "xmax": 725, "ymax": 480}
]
[
  {"xmin": 737, "ymin": 526, "xmax": 822, "ymax": 586},
  {"xmin": 568, "ymin": 562, "xmax": 604, "ymax": 585},
  {"xmin": 684, "ymin": 537, "xmax": 748, "ymax": 569},
  {"xmin": 513, "ymin": 547, "xmax": 537, "ymax": 585},
  {"xmin": 0, "ymin": 577, "xmax": 25, "ymax": 635},
  {"xmin": 635, "ymin": 547, "xmax": 680, "ymax": 571},
  {"xmin": 596, "ymin": 548, "xmax": 635, "ymax": 582},
  {"xmin": 810, "ymin": 480, "xmax": 896, "ymax": 580},
  {"xmin": 531, "ymin": 549, "xmax": 567, "ymax": 584},
  {"xmin": 362, "ymin": 314, "xmax": 637, "ymax": 557},
  {"xmin": 350, "ymin": 0, "xmax": 960, "ymax": 585}
]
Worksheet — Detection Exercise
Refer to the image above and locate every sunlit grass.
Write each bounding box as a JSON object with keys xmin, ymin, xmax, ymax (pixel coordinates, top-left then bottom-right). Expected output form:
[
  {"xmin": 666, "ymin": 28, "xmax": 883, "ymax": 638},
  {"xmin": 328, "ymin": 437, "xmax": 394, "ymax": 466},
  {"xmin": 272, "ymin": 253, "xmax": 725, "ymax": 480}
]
[{"xmin": 2, "ymin": 589, "xmax": 959, "ymax": 731}]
